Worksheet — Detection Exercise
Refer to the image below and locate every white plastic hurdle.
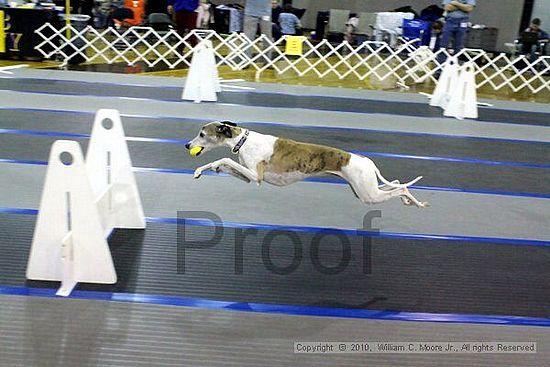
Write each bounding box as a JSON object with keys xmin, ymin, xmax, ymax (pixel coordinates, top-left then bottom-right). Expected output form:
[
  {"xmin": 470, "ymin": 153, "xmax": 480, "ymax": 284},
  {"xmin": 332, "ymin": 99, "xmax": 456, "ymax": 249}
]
[
  {"xmin": 427, "ymin": 58, "xmax": 478, "ymax": 120},
  {"xmin": 182, "ymin": 40, "xmax": 221, "ymax": 103},
  {"xmin": 429, "ymin": 56, "xmax": 459, "ymax": 109},
  {"xmin": 26, "ymin": 109, "xmax": 145, "ymax": 297},
  {"xmin": 444, "ymin": 62, "xmax": 478, "ymax": 120}
]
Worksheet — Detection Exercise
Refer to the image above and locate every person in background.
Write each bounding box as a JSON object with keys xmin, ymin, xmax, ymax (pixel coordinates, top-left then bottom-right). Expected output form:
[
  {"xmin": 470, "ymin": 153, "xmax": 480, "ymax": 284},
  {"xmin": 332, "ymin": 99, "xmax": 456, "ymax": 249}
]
[
  {"xmin": 429, "ymin": 20, "xmax": 444, "ymax": 50},
  {"xmin": 243, "ymin": 0, "xmax": 272, "ymax": 57},
  {"xmin": 271, "ymin": 0, "xmax": 282, "ymax": 39},
  {"xmin": 520, "ymin": 18, "xmax": 549, "ymax": 62},
  {"xmin": 67, "ymin": 0, "xmax": 94, "ymax": 25},
  {"xmin": 167, "ymin": 0, "xmax": 199, "ymax": 45},
  {"xmin": 114, "ymin": 0, "xmax": 145, "ymax": 27},
  {"xmin": 278, "ymin": 3, "xmax": 300, "ymax": 36},
  {"xmin": 271, "ymin": 0, "xmax": 282, "ymax": 26},
  {"xmin": 196, "ymin": 0, "xmax": 211, "ymax": 29},
  {"xmin": 79, "ymin": 0, "xmax": 95, "ymax": 25},
  {"xmin": 439, "ymin": 0, "xmax": 475, "ymax": 55},
  {"xmin": 344, "ymin": 13, "xmax": 358, "ymax": 44}
]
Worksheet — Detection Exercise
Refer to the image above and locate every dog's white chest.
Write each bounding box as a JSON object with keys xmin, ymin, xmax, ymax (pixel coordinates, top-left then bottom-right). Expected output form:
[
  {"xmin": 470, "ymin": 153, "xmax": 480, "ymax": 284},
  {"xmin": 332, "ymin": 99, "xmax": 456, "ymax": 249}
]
[{"xmin": 238, "ymin": 133, "xmax": 277, "ymax": 170}]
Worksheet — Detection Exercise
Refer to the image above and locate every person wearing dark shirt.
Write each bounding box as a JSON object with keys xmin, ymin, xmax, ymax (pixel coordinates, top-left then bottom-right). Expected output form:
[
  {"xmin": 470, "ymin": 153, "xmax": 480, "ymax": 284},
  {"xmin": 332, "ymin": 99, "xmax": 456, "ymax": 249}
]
[
  {"xmin": 167, "ymin": 0, "xmax": 199, "ymax": 45},
  {"xmin": 520, "ymin": 18, "xmax": 549, "ymax": 62}
]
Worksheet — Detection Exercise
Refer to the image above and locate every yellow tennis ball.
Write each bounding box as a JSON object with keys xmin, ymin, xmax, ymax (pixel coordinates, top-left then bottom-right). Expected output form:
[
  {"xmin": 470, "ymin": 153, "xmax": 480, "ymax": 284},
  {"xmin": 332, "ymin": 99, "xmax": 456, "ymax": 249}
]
[{"xmin": 190, "ymin": 146, "xmax": 203, "ymax": 156}]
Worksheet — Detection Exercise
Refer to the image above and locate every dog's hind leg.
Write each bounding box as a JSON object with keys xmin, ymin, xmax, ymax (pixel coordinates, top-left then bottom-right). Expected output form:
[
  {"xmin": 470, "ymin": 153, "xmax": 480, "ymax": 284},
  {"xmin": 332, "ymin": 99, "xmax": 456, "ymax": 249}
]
[
  {"xmin": 341, "ymin": 155, "xmax": 428, "ymax": 207},
  {"xmin": 349, "ymin": 178, "xmax": 408, "ymax": 205},
  {"xmin": 340, "ymin": 159, "xmax": 408, "ymax": 205},
  {"xmin": 401, "ymin": 188, "xmax": 430, "ymax": 208},
  {"xmin": 379, "ymin": 180, "xmax": 413, "ymax": 206},
  {"xmin": 373, "ymin": 166, "xmax": 429, "ymax": 208},
  {"xmin": 379, "ymin": 180, "xmax": 400, "ymax": 190}
]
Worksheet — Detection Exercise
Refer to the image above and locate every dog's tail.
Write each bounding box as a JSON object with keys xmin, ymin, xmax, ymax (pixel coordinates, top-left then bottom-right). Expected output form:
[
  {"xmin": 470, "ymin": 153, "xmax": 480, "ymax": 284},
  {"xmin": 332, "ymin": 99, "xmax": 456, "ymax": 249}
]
[{"xmin": 374, "ymin": 168, "xmax": 423, "ymax": 188}]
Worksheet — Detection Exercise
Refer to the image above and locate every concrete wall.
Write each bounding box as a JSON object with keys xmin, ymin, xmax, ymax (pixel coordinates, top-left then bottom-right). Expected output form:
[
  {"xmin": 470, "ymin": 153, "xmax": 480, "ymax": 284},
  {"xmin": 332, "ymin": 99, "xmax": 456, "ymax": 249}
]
[
  {"xmin": 292, "ymin": 0, "xmax": 434, "ymax": 30},
  {"xmin": 468, "ymin": 0, "xmax": 524, "ymax": 52},
  {"xmin": 532, "ymin": 0, "xmax": 550, "ymax": 32},
  {"xmin": 291, "ymin": 0, "xmax": 523, "ymax": 52}
]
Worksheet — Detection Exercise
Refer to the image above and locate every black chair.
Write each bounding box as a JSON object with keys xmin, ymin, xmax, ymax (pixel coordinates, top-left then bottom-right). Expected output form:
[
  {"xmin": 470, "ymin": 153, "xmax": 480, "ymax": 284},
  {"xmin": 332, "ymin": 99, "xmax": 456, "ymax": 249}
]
[{"xmin": 147, "ymin": 13, "xmax": 175, "ymax": 33}]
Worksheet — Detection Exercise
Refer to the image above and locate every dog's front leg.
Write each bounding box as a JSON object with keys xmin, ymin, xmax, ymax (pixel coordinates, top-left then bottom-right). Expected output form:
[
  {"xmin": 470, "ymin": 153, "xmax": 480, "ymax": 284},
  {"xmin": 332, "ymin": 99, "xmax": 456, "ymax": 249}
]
[
  {"xmin": 193, "ymin": 162, "xmax": 214, "ymax": 178},
  {"xmin": 194, "ymin": 158, "xmax": 258, "ymax": 183}
]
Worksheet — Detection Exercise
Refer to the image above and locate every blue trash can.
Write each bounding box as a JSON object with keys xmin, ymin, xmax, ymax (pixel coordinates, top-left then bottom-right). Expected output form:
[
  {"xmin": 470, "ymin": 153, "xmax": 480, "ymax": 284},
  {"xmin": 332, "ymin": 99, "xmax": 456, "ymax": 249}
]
[{"xmin": 402, "ymin": 19, "xmax": 431, "ymax": 46}]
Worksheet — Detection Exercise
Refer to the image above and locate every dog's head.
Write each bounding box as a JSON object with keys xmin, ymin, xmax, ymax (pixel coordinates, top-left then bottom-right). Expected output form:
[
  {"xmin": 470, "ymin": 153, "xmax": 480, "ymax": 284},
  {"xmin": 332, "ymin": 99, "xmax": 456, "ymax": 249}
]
[{"xmin": 185, "ymin": 120, "xmax": 241, "ymax": 157}]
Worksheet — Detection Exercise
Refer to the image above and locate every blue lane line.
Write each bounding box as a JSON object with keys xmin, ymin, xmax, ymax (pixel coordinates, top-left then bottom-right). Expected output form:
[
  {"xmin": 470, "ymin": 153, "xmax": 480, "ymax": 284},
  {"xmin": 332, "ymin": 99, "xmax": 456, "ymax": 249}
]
[
  {"xmin": 0, "ymin": 128, "xmax": 185, "ymax": 145},
  {"xmin": 0, "ymin": 207, "xmax": 38, "ymax": 215},
  {"xmin": 7, "ymin": 77, "xmax": 550, "ymax": 124},
  {"xmin": 6, "ymin": 76, "xmax": 547, "ymax": 117},
  {"xmin": 2, "ymin": 128, "xmax": 549, "ymax": 170},
  {"xmin": 2, "ymin": 106, "xmax": 549, "ymax": 145},
  {"xmin": 0, "ymin": 158, "xmax": 47, "ymax": 166},
  {"xmin": 9, "ymin": 87, "xmax": 549, "ymax": 130},
  {"xmin": 1, "ymin": 285, "xmax": 549, "ymax": 327},
  {"xmin": 3, "ymin": 206, "xmax": 549, "ymax": 247},
  {"xmin": 0, "ymin": 128, "xmax": 89, "ymax": 139},
  {"xmin": 2, "ymin": 158, "xmax": 549, "ymax": 200},
  {"xmin": 146, "ymin": 216, "xmax": 550, "ymax": 247},
  {"xmin": 348, "ymin": 150, "xmax": 550, "ymax": 169}
]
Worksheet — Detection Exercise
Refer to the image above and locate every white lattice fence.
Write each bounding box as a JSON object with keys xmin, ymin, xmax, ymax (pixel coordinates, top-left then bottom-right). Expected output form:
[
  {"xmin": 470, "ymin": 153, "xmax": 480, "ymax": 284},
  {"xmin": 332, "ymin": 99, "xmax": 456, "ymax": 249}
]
[{"xmin": 34, "ymin": 23, "xmax": 550, "ymax": 94}]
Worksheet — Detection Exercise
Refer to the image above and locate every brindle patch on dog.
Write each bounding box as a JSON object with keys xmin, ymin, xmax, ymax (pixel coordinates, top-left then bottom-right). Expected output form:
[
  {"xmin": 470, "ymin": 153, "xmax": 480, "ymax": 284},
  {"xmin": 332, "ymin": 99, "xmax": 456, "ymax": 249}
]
[{"xmin": 267, "ymin": 138, "xmax": 351, "ymax": 174}]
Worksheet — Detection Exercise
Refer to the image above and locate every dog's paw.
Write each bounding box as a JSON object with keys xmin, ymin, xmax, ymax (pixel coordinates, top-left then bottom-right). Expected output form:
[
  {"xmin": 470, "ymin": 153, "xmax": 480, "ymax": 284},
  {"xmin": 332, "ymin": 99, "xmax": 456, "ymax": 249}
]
[
  {"xmin": 418, "ymin": 201, "xmax": 430, "ymax": 208},
  {"xmin": 193, "ymin": 169, "xmax": 203, "ymax": 179},
  {"xmin": 401, "ymin": 197, "xmax": 413, "ymax": 206}
]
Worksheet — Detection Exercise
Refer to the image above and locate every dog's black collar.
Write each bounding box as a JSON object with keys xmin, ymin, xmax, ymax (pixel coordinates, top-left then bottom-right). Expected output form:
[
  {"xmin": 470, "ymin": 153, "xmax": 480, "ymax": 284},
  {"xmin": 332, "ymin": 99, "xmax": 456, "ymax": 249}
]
[{"xmin": 232, "ymin": 129, "xmax": 249, "ymax": 154}]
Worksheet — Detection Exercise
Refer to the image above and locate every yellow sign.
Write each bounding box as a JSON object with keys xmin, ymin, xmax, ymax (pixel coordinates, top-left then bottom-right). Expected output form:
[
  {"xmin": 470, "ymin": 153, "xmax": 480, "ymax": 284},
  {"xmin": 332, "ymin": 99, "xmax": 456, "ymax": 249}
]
[
  {"xmin": 0, "ymin": 11, "xmax": 5, "ymax": 53},
  {"xmin": 284, "ymin": 36, "xmax": 306, "ymax": 56}
]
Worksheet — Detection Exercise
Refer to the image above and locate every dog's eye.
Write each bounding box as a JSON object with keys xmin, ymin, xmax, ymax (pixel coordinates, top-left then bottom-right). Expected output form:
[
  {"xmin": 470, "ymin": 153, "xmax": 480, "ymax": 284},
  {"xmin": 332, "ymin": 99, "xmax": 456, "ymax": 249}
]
[{"xmin": 199, "ymin": 132, "xmax": 204, "ymax": 138}]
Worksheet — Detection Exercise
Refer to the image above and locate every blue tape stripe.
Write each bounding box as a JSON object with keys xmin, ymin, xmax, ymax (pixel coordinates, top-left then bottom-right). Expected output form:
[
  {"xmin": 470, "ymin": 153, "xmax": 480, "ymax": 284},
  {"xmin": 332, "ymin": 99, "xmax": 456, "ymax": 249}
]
[
  {"xmin": 0, "ymin": 158, "xmax": 47, "ymax": 166},
  {"xmin": 0, "ymin": 128, "xmax": 89, "ymax": 139},
  {"xmin": 348, "ymin": 150, "xmax": 550, "ymax": 169},
  {"xmin": 7, "ymin": 76, "xmax": 548, "ymax": 118},
  {"xmin": 0, "ymin": 129, "xmax": 185, "ymax": 145},
  {"xmin": 408, "ymin": 185, "xmax": 550, "ymax": 200},
  {"xmin": 145, "ymin": 216, "xmax": 550, "ymax": 247},
  {"xmin": 2, "ymin": 158, "xmax": 549, "ymax": 200},
  {"xmin": 0, "ymin": 285, "xmax": 548, "ymax": 327},
  {"xmin": 0, "ymin": 207, "xmax": 38, "ymax": 215},
  {"xmin": 2, "ymin": 128, "xmax": 548, "ymax": 170},
  {"xmin": 1, "ymin": 106, "xmax": 549, "ymax": 145},
  {"xmin": 8, "ymin": 77, "xmax": 550, "ymax": 127},
  {"xmin": 3, "ymin": 206, "xmax": 548, "ymax": 247}
]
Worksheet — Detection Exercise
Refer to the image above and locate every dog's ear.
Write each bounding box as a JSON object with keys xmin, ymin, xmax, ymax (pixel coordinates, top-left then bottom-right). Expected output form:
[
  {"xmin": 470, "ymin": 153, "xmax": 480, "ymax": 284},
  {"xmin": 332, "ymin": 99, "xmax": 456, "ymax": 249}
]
[
  {"xmin": 220, "ymin": 120, "xmax": 237, "ymax": 127},
  {"xmin": 216, "ymin": 124, "xmax": 233, "ymax": 138}
]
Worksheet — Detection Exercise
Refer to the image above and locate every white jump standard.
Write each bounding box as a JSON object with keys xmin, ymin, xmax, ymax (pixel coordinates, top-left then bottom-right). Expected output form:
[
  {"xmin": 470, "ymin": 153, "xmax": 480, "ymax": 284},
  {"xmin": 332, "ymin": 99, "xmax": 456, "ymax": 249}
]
[
  {"xmin": 186, "ymin": 121, "xmax": 429, "ymax": 207},
  {"xmin": 26, "ymin": 109, "xmax": 146, "ymax": 297}
]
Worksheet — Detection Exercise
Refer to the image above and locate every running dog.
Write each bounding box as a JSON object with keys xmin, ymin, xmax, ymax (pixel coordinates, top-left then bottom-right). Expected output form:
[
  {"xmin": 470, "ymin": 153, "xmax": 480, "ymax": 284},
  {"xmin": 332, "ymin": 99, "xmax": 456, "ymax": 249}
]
[{"xmin": 185, "ymin": 121, "xmax": 429, "ymax": 207}]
